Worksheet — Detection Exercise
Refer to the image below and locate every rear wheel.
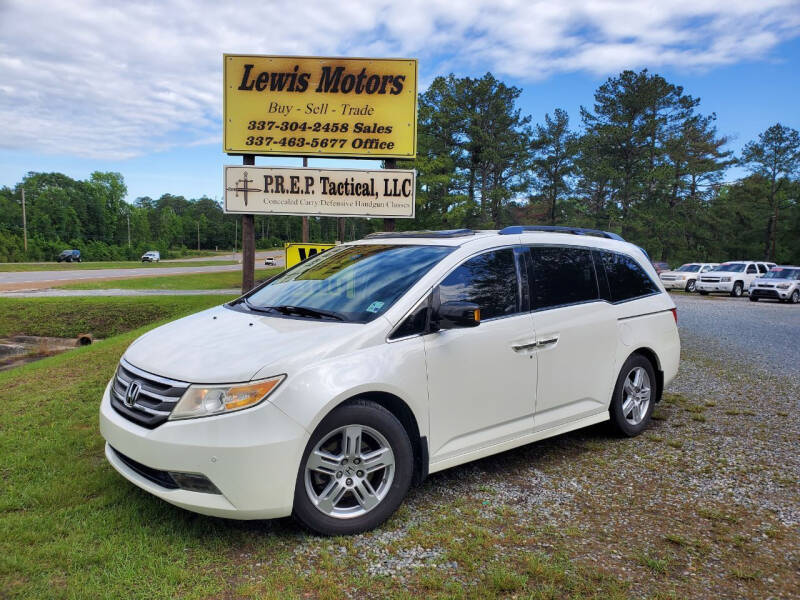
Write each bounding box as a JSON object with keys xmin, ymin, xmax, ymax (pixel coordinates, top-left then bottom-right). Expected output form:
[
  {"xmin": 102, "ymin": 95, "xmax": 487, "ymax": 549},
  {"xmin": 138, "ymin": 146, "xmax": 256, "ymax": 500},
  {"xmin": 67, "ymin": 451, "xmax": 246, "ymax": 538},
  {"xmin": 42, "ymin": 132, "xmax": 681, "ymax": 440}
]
[
  {"xmin": 293, "ymin": 400, "xmax": 413, "ymax": 536},
  {"xmin": 685, "ymin": 280, "xmax": 696, "ymax": 293},
  {"xmin": 731, "ymin": 282, "xmax": 743, "ymax": 297},
  {"xmin": 609, "ymin": 354, "xmax": 656, "ymax": 437}
]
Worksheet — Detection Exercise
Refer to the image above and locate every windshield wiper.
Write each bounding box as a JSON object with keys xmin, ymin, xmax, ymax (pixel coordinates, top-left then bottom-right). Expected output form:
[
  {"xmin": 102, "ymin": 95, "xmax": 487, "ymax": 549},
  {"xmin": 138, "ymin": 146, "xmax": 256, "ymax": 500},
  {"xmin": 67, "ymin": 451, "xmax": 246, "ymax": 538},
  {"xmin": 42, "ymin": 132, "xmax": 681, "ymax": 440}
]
[{"xmin": 246, "ymin": 302, "xmax": 345, "ymax": 321}]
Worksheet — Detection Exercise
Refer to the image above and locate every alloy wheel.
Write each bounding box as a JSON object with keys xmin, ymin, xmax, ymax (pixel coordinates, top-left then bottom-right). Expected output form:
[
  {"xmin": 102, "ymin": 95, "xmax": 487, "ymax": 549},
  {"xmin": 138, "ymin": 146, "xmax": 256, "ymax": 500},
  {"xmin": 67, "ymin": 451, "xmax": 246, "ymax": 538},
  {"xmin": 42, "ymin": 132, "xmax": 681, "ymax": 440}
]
[
  {"xmin": 621, "ymin": 367, "xmax": 651, "ymax": 426},
  {"xmin": 304, "ymin": 424, "xmax": 395, "ymax": 519}
]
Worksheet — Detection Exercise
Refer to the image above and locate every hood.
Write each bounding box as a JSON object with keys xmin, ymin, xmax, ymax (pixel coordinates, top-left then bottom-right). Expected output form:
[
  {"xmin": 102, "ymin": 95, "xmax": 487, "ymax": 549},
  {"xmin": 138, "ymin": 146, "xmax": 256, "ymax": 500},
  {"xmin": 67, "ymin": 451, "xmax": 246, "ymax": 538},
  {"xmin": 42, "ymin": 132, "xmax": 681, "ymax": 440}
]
[
  {"xmin": 659, "ymin": 270, "xmax": 693, "ymax": 277},
  {"xmin": 123, "ymin": 305, "xmax": 376, "ymax": 383}
]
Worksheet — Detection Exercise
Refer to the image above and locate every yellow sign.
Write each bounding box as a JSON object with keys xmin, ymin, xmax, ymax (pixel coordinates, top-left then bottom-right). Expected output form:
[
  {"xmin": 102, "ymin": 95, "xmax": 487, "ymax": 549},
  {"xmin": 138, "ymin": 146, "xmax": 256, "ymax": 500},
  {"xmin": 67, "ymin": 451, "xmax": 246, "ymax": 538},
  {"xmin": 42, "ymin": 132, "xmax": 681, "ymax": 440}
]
[
  {"xmin": 284, "ymin": 242, "xmax": 336, "ymax": 269},
  {"xmin": 224, "ymin": 55, "xmax": 417, "ymax": 158}
]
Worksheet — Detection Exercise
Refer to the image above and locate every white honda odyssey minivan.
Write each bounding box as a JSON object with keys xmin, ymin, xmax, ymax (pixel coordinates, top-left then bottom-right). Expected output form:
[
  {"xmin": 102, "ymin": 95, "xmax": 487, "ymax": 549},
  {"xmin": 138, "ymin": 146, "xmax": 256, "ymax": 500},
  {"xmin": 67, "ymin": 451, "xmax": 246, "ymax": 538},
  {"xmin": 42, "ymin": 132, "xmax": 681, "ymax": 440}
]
[{"xmin": 100, "ymin": 226, "xmax": 680, "ymax": 535}]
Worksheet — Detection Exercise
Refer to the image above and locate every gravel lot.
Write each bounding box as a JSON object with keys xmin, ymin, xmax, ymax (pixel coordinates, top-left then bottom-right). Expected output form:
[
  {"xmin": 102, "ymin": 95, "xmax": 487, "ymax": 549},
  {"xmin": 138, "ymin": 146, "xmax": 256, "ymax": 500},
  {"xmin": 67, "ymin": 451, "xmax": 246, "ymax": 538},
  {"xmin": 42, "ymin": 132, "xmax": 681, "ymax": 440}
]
[{"xmin": 674, "ymin": 292, "xmax": 800, "ymax": 377}]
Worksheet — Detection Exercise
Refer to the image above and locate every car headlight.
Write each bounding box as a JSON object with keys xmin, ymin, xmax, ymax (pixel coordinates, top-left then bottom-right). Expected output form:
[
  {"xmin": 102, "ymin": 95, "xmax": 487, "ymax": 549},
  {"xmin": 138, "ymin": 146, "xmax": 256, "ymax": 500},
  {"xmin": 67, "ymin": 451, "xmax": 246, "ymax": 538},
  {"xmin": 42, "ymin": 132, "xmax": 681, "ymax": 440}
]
[
  {"xmin": 169, "ymin": 375, "xmax": 285, "ymax": 420},
  {"xmin": 777, "ymin": 283, "xmax": 790, "ymax": 289},
  {"xmin": 720, "ymin": 277, "xmax": 731, "ymax": 282},
  {"xmin": 678, "ymin": 275, "xmax": 687, "ymax": 280}
]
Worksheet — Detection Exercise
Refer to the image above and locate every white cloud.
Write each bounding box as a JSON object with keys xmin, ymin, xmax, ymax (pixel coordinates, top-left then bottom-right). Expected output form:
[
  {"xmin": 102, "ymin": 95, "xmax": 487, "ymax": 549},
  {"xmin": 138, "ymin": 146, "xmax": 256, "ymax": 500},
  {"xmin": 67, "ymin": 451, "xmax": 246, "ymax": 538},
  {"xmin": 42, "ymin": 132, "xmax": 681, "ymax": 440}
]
[{"xmin": 0, "ymin": 0, "xmax": 797, "ymax": 158}]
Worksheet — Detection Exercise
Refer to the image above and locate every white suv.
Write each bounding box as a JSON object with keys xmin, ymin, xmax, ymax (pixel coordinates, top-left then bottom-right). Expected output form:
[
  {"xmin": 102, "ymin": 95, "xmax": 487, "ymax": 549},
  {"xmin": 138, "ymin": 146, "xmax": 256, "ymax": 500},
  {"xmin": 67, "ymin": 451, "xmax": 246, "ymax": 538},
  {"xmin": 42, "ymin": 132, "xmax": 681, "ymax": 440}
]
[
  {"xmin": 749, "ymin": 266, "xmax": 800, "ymax": 303},
  {"xmin": 659, "ymin": 263, "xmax": 718, "ymax": 293},
  {"xmin": 696, "ymin": 261, "xmax": 774, "ymax": 297},
  {"xmin": 99, "ymin": 226, "xmax": 680, "ymax": 535}
]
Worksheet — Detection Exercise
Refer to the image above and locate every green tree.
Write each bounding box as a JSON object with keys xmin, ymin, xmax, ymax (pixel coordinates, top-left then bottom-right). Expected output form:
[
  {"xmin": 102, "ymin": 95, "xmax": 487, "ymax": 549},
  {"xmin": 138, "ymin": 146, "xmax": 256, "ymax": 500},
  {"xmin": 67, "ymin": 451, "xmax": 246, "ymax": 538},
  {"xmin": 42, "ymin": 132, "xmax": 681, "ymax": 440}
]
[
  {"xmin": 740, "ymin": 123, "xmax": 800, "ymax": 260},
  {"xmin": 530, "ymin": 108, "xmax": 577, "ymax": 225}
]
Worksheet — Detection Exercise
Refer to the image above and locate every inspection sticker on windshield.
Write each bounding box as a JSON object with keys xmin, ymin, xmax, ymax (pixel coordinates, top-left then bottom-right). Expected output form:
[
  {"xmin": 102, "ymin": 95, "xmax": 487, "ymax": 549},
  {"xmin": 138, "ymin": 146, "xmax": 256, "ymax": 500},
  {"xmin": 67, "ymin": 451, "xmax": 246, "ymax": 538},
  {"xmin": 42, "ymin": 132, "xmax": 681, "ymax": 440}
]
[{"xmin": 366, "ymin": 301, "xmax": 385, "ymax": 313}]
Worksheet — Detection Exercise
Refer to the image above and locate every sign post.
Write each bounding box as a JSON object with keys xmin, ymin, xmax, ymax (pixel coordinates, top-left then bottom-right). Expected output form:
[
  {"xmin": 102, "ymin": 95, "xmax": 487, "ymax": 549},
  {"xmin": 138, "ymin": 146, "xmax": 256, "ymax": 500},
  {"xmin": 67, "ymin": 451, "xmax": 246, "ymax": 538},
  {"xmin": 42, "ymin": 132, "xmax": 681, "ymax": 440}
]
[{"xmin": 223, "ymin": 54, "xmax": 418, "ymax": 291}]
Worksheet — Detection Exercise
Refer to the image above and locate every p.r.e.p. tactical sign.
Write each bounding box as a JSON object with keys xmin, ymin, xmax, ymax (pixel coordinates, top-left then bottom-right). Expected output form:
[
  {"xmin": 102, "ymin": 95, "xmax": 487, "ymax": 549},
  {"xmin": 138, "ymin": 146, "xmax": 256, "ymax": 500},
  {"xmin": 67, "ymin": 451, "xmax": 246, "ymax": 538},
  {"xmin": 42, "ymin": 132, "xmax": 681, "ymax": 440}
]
[
  {"xmin": 223, "ymin": 55, "xmax": 417, "ymax": 158},
  {"xmin": 224, "ymin": 166, "xmax": 415, "ymax": 219}
]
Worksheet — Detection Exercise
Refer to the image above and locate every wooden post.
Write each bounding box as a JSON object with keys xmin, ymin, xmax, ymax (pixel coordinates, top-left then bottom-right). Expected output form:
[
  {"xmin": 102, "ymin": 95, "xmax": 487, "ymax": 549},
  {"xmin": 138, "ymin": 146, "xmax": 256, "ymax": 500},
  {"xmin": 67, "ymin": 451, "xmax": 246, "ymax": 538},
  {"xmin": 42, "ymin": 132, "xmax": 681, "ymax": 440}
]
[
  {"xmin": 21, "ymin": 188, "xmax": 27, "ymax": 252},
  {"xmin": 241, "ymin": 155, "xmax": 256, "ymax": 294},
  {"xmin": 383, "ymin": 159, "xmax": 396, "ymax": 232},
  {"xmin": 302, "ymin": 157, "xmax": 309, "ymax": 242},
  {"xmin": 338, "ymin": 217, "xmax": 346, "ymax": 242}
]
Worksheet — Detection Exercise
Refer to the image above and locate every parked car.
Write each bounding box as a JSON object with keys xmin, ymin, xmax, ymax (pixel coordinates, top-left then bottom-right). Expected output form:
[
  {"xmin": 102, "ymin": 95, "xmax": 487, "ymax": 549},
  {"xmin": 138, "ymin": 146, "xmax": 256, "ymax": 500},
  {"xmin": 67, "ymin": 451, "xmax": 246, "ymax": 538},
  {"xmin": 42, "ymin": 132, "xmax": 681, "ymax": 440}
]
[
  {"xmin": 651, "ymin": 261, "xmax": 670, "ymax": 275},
  {"xmin": 141, "ymin": 251, "xmax": 160, "ymax": 263},
  {"xmin": 696, "ymin": 261, "xmax": 775, "ymax": 297},
  {"xmin": 749, "ymin": 266, "xmax": 800, "ymax": 303},
  {"xmin": 56, "ymin": 249, "xmax": 81, "ymax": 263},
  {"xmin": 99, "ymin": 226, "xmax": 680, "ymax": 535},
  {"xmin": 659, "ymin": 263, "xmax": 719, "ymax": 293},
  {"xmin": 264, "ymin": 256, "xmax": 276, "ymax": 266}
]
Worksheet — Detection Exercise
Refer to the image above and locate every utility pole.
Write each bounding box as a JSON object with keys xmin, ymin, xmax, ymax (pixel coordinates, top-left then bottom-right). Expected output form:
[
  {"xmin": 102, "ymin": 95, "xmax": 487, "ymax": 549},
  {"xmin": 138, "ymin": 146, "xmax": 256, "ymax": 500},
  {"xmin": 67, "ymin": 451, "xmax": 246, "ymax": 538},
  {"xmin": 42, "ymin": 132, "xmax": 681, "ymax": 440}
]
[
  {"xmin": 383, "ymin": 159, "xmax": 397, "ymax": 232},
  {"xmin": 301, "ymin": 157, "xmax": 309, "ymax": 242},
  {"xmin": 196, "ymin": 221, "xmax": 200, "ymax": 251},
  {"xmin": 127, "ymin": 211, "xmax": 131, "ymax": 247},
  {"xmin": 241, "ymin": 155, "xmax": 256, "ymax": 293},
  {"xmin": 21, "ymin": 188, "xmax": 27, "ymax": 252}
]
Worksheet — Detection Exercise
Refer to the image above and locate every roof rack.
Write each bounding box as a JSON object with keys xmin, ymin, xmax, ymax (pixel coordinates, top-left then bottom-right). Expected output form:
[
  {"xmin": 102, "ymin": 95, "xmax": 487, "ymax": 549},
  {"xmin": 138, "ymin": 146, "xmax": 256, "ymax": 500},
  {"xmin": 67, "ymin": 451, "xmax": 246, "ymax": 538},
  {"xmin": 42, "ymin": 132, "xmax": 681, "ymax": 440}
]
[
  {"xmin": 498, "ymin": 225, "xmax": 625, "ymax": 241},
  {"xmin": 364, "ymin": 229, "xmax": 477, "ymax": 239}
]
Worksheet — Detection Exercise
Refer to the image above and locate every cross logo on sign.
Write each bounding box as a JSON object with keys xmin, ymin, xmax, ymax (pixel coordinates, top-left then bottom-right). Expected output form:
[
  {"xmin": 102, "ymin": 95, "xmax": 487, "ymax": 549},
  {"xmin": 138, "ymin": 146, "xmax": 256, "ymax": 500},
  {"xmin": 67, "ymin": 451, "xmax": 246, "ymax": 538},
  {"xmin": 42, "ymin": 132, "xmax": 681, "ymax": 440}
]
[{"xmin": 226, "ymin": 171, "xmax": 262, "ymax": 207}]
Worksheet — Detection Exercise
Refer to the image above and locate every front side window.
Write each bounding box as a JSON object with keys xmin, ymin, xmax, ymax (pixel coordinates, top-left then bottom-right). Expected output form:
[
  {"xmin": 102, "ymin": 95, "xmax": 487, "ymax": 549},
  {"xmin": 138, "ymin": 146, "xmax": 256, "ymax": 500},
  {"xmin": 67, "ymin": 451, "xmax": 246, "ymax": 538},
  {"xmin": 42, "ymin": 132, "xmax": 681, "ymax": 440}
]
[
  {"xmin": 529, "ymin": 246, "xmax": 599, "ymax": 310},
  {"xmin": 599, "ymin": 251, "xmax": 660, "ymax": 302},
  {"xmin": 438, "ymin": 249, "xmax": 519, "ymax": 320},
  {"xmin": 243, "ymin": 244, "xmax": 453, "ymax": 323}
]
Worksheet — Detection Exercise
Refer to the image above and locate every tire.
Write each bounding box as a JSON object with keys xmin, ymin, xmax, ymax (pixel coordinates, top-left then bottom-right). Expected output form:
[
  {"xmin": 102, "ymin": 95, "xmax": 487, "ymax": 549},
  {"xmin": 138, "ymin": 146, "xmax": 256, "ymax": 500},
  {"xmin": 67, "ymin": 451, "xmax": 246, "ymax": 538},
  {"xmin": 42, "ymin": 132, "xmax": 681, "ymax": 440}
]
[
  {"xmin": 609, "ymin": 354, "xmax": 656, "ymax": 437},
  {"xmin": 699, "ymin": 291, "xmax": 709, "ymax": 296},
  {"xmin": 685, "ymin": 280, "xmax": 696, "ymax": 293},
  {"xmin": 791, "ymin": 290, "xmax": 800, "ymax": 304},
  {"xmin": 749, "ymin": 295, "xmax": 759, "ymax": 302},
  {"xmin": 731, "ymin": 282, "xmax": 743, "ymax": 297},
  {"xmin": 293, "ymin": 400, "xmax": 413, "ymax": 536}
]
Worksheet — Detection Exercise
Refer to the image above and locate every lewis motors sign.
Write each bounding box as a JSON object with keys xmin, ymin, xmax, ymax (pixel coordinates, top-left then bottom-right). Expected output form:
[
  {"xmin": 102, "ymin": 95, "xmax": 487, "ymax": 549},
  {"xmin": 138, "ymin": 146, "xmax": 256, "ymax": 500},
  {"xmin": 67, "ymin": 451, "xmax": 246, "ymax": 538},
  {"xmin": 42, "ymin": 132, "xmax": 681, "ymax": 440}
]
[{"xmin": 224, "ymin": 166, "xmax": 415, "ymax": 219}]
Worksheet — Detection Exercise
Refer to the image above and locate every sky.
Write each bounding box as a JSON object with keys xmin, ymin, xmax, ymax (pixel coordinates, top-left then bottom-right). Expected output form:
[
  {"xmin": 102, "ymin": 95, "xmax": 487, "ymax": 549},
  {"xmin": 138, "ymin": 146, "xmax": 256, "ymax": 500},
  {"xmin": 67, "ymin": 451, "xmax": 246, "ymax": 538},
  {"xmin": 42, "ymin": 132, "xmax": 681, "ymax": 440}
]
[{"xmin": 1, "ymin": 0, "xmax": 799, "ymax": 202}]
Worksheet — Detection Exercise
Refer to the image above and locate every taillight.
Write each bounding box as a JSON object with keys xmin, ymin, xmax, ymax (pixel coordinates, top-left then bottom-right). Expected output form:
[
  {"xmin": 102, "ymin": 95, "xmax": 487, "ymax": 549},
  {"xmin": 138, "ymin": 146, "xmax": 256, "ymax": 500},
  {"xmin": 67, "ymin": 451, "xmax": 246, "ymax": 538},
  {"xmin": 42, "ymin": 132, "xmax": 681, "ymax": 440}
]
[{"xmin": 670, "ymin": 308, "xmax": 677, "ymax": 324}]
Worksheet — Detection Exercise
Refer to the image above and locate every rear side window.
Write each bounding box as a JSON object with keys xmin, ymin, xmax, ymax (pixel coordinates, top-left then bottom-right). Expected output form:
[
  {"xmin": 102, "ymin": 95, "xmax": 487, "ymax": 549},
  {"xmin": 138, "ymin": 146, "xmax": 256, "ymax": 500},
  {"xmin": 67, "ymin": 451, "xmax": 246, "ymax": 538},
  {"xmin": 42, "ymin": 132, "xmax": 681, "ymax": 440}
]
[
  {"xmin": 599, "ymin": 251, "xmax": 660, "ymax": 302},
  {"xmin": 438, "ymin": 249, "xmax": 519, "ymax": 320},
  {"xmin": 529, "ymin": 246, "xmax": 599, "ymax": 310},
  {"xmin": 747, "ymin": 264, "xmax": 758, "ymax": 274}
]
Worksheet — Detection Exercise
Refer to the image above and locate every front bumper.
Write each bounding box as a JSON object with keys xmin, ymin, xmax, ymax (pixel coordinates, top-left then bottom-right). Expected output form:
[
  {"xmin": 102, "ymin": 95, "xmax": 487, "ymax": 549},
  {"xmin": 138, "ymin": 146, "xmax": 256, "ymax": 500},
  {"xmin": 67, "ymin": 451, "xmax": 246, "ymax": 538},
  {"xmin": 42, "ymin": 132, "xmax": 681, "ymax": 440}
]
[
  {"xmin": 696, "ymin": 281, "xmax": 734, "ymax": 293},
  {"xmin": 99, "ymin": 380, "xmax": 309, "ymax": 519},
  {"xmin": 660, "ymin": 279, "xmax": 689, "ymax": 290},
  {"xmin": 750, "ymin": 288, "xmax": 791, "ymax": 300}
]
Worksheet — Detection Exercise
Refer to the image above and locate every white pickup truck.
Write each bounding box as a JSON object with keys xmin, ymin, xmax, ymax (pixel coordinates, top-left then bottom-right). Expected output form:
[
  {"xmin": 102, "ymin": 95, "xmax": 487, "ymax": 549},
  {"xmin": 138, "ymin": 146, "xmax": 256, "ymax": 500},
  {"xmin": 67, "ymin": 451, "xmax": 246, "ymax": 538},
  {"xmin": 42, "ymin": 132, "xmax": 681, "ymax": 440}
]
[
  {"xmin": 659, "ymin": 263, "xmax": 718, "ymax": 293},
  {"xmin": 696, "ymin": 261, "xmax": 775, "ymax": 297}
]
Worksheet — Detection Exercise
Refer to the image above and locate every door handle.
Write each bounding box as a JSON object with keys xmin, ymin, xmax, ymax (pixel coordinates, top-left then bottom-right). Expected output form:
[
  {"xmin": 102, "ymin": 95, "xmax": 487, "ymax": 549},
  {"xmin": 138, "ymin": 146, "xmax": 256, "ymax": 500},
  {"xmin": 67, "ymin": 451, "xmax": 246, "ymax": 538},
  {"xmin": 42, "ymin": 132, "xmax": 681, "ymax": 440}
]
[
  {"xmin": 536, "ymin": 335, "xmax": 559, "ymax": 348},
  {"xmin": 511, "ymin": 341, "xmax": 538, "ymax": 352}
]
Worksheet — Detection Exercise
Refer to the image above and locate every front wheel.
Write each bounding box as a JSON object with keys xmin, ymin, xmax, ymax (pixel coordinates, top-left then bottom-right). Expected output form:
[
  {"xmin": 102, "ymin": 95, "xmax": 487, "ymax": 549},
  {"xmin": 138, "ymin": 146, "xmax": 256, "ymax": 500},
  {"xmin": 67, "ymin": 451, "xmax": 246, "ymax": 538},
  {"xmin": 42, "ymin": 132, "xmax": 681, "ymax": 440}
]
[
  {"xmin": 791, "ymin": 290, "xmax": 800, "ymax": 304},
  {"xmin": 609, "ymin": 355, "xmax": 656, "ymax": 437},
  {"xmin": 699, "ymin": 291, "xmax": 709, "ymax": 296},
  {"xmin": 685, "ymin": 280, "xmax": 696, "ymax": 293},
  {"xmin": 749, "ymin": 295, "xmax": 759, "ymax": 302},
  {"xmin": 293, "ymin": 400, "xmax": 413, "ymax": 536},
  {"xmin": 731, "ymin": 282, "xmax": 743, "ymax": 297}
]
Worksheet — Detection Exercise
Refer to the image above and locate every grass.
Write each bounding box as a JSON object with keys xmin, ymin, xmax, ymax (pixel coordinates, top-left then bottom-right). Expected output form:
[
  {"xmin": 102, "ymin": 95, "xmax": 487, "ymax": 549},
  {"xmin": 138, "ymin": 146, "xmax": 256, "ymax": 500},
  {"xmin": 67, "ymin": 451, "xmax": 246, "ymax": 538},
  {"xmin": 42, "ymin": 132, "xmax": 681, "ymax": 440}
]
[
  {"xmin": 0, "ymin": 260, "xmax": 239, "ymax": 272},
  {"xmin": 0, "ymin": 296, "xmax": 231, "ymax": 338},
  {"xmin": 57, "ymin": 268, "xmax": 280, "ymax": 291}
]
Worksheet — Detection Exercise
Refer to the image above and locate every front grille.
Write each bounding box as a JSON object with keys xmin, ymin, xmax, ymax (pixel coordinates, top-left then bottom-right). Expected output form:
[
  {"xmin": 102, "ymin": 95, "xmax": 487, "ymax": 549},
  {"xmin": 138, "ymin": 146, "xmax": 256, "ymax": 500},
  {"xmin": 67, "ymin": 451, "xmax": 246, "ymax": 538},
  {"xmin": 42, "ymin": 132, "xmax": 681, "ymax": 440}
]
[
  {"xmin": 660, "ymin": 275, "xmax": 676, "ymax": 281},
  {"xmin": 752, "ymin": 289, "xmax": 779, "ymax": 298},
  {"xmin": 758, "ymin": 283, "xmax": 775, "ymax": 288},
  {"xmin": 110, "ymin": 446, "xmax": 179, "ymax": 489},
  {"xmin": 110, "ymin": 359, "xmax": 189, "ymax": 428},
  {"xmin": 700, "ymin": 276, "xmax": 720, "ymax": 283}
]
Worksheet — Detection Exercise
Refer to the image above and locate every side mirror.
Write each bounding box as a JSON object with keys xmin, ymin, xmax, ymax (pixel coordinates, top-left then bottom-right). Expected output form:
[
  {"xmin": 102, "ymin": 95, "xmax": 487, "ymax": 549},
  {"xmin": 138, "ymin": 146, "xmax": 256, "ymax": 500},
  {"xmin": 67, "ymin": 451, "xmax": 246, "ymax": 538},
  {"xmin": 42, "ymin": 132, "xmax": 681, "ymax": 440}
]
[{"xmin": 437, "ymin": 301, "xmax": 481, "ymax": 329}]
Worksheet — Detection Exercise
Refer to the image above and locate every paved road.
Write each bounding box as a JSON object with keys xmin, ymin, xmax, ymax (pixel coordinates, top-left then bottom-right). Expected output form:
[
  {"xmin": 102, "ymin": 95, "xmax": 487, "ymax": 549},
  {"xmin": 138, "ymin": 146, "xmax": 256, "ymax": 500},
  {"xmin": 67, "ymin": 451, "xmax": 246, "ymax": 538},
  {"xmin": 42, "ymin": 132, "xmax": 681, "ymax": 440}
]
[
  {"xmin": 673, "ymin": 293, "xmax": 800, "ymax": 377},
  {"xmin": 0, "ymin": 251, "xmax": 284, "ymax": 291}
]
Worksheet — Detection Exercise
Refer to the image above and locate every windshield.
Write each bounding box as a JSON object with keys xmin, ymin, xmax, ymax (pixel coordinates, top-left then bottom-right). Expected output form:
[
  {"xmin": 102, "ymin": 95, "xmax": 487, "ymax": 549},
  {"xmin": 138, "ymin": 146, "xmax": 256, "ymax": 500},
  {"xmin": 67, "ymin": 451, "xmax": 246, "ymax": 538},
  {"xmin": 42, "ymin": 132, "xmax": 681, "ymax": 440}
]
[
  {"xmin": 243, "ymin": 244, "xmax": 454, "ymax": 323},
  {"xmin": 676, "ymin": 264, "xmax": 700, "ymax": 272},
  {"xmin": 763, "ymin": 268, "xmax": 799, "ymax": 280},
  {"xmin": 712, "ymin": 263, "xmax": 746, "ymax": 273}
]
